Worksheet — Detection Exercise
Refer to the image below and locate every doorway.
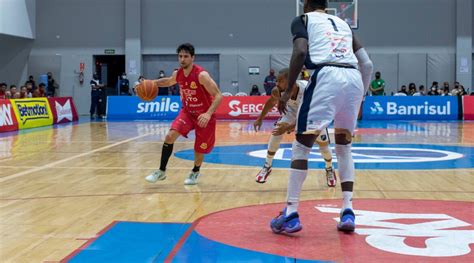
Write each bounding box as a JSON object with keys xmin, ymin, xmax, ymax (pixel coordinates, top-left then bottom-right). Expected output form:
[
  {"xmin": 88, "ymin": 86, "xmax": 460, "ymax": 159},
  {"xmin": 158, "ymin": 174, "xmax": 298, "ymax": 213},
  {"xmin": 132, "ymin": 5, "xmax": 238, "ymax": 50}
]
[{"xmin": 93, "ymin": 55, "xmax": 125, "ymax": 96}]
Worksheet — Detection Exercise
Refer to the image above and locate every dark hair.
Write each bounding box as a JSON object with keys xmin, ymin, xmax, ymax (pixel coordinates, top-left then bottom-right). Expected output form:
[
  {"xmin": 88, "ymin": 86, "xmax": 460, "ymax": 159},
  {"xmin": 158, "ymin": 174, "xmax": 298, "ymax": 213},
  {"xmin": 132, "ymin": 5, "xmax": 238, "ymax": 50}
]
[
  {"xmin": 10, "ymin": 85, "xmax": 17, "ymax": 89},
  {"xmin": 308, "ymin": 0, "xmax": 328, "ymax": 10},
  {"xmin": 419, "ymin": 85, "xmax": 425, "ymax": 90},
  {"xmin": 39, "ymin": 83, "xmax": 46, "ymax": 87},
  {"xmin": 177, "ymin": 43, "xmax": 195, "ymax": 56},
  {"xmin": 278, "ymin": 68, "xmax": 290, "ymax": 79}
]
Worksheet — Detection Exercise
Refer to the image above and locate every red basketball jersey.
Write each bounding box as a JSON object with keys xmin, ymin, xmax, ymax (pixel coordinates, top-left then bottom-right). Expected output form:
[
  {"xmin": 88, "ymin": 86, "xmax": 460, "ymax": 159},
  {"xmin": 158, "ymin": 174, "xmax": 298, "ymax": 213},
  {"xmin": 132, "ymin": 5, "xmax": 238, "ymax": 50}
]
[{"xmin": 176, "ymin": 64, "xmax": 213, "ymax": 116}]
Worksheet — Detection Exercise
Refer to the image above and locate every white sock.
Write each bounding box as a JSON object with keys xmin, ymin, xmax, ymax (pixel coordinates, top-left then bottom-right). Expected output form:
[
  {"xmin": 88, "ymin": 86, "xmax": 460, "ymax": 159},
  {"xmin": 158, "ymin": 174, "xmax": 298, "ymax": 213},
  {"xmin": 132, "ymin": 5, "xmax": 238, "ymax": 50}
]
[
  {"xmin": 342, "ymin": 191, "xmax": 353, "ymax": 210},
  {"xmin": 286, "ymin": 169, "xmax": 308, "ymax": 216},
  {"xmin": 319, "ymin": 145, "xmax": 333, "ymax": 169},
  {"xmin": 265, "ymin": 153, "xmax": 274, "ymax": 167},
  {"xmin": 266, "ymin": 135, "xmax": 282, "ymax": 166},
  {"xmin": 335, "ymin": 144, "xmax": 355, "ymax": 183}
]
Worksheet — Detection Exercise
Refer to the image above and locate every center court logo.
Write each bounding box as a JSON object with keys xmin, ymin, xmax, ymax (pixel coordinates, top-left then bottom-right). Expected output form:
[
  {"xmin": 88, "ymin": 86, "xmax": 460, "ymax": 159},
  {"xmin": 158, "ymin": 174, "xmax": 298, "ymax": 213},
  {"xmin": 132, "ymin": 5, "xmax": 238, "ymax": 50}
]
[
  {"xmin": 174, "ymin": 143, "xmax": 474, "ymax": 170},
  {"xmin": 248, "ymin": 146, "xmax": 463, "ymax": 163},
  {"xmin": 192, "ymin": 199, "xmax": 474, "ymax": 261},
  {"xmin": 317, "ymin": 205, "xmax": 474, "ymax": 257}
]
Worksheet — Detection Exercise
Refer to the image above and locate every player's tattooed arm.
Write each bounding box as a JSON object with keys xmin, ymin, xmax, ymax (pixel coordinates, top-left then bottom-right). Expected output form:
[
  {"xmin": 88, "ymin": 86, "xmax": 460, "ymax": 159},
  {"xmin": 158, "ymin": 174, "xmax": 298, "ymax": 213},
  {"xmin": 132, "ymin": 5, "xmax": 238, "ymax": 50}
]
[{"xmin": 153, "ymin": 70, "xmax": 178, "ymax": 87}]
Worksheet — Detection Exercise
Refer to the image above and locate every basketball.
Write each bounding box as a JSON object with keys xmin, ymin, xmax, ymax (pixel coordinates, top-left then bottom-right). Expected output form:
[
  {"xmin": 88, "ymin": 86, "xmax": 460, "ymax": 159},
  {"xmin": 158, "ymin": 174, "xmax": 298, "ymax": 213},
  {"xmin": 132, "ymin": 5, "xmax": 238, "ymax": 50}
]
[{"xmin": 136, "ymin": 80, "xmax": 158, "ymax": 101}]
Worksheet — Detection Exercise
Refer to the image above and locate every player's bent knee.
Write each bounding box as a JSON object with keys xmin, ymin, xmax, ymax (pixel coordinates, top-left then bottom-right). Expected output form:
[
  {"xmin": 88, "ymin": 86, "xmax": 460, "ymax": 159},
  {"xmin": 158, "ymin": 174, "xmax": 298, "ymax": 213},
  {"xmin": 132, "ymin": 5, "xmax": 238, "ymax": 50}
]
[
  {"xmin": 296, "ymin": 134, "xmax": 317, "ymax": 148},
  {"xmin": 165, "ymin": 130, "xmax": 180, "ymax": 143},
  {"xmin": 291, "ymin": 160, "xmax": 308, "ymax": 170},
  {"xmin": 292, "ymin": 140, "xmax": 311, "ymax": 161},
  {"xmin": 335, "ymin": 129, "xmax": 352, "ymax": 145}
]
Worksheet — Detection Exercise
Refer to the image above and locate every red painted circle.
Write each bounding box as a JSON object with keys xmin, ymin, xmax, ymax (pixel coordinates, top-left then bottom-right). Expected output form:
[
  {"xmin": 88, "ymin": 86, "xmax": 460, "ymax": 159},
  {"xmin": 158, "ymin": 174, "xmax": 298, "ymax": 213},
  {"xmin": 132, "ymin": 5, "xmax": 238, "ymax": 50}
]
[{"xmin": 195, "ymin": 199, "xmax": 474, "ymax": 262}]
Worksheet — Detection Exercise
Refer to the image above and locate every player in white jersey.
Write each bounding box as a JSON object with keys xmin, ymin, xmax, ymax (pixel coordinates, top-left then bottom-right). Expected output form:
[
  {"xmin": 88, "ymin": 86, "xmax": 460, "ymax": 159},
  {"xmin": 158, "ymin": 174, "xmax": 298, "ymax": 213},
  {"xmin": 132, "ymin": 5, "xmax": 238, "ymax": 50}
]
[
  {"xmin": 270, "ymin": 0, "xmax": 373, "ymax": 234},
  {"xmin": 253, "ymin": 68, "xmax": 336, "ymax": 187}
]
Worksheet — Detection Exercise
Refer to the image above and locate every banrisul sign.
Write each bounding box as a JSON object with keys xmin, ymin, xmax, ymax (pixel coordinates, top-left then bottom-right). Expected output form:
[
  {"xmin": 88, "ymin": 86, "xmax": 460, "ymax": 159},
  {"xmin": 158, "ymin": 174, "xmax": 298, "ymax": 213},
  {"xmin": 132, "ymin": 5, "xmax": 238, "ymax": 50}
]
[{"xmin": 363, "ymin": 96, "xmax": 458, "ymax": 120}]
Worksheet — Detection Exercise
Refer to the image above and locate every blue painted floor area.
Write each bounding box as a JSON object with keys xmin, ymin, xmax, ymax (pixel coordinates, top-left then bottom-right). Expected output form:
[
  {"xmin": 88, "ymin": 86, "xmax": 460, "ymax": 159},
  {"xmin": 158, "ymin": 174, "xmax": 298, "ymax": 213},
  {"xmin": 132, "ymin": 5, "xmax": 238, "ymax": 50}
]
[
  {"xmin": 174, "ymin": 143, "xmax": 474, "ymax": 170},
  {"xmin": 175, "ymin": 231, "xmax": 329, "ymax": 263},
  {"xmin": 68, "ymin": 222, "xmax": 330, "ymax": 263},
  {"xmin": 69, "ymin": 222, "xmax": 190, "ymax": 263}
]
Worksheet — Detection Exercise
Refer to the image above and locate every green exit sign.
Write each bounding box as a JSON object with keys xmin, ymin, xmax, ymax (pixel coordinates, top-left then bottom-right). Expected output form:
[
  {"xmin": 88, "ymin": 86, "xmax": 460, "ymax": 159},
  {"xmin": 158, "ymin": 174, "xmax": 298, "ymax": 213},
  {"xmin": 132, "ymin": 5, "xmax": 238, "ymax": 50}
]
[{"xmin": 104, "ymin": 49, "xmax": 115, "ymax": 55}]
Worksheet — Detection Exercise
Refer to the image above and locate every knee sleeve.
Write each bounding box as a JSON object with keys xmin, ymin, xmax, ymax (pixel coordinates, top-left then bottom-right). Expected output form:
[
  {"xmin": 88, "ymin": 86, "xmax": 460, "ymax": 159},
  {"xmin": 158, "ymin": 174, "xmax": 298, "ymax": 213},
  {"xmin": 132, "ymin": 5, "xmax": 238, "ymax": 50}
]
[
  {"xmin": 316, "ymin": 128, "xmax": 330, "ymax": 146},
  {"xmin": 335, "ymin": 129, "xmax": 352, "ymax": 145},
  {"xmin": 335, "ymin": 144, "xmax": 355, "ymax": 183},
  {"xmin": 292, "ymin": 140, "xmax": 311, "ymax": 161},
  {"xmin": 268, "ymin": 134, "xmax": 283, "ymax": 153}
]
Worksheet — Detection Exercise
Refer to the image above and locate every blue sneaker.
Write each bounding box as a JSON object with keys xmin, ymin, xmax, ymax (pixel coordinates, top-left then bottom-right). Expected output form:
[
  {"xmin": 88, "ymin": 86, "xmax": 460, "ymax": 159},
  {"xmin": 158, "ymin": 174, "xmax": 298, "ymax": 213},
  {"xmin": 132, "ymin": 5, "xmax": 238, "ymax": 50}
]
[
  {"xmin": 270, "ymin": 209, "xmax": 302, "ymax": 234},
  {"xmin": 337, "ymin": 208, "xmax": 356, "ymax": 232}
]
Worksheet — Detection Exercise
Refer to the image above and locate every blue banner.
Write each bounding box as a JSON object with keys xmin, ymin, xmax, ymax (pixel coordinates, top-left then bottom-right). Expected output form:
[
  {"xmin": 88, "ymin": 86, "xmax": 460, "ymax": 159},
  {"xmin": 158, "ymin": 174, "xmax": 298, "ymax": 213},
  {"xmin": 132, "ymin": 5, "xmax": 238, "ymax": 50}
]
[
  {"xmin": 362, "ymin": 96, "xmax": 459, "ymax": 120},
  {"xmin": 106, "ymin": 96, "xmax": 182, "ymax": 120}
]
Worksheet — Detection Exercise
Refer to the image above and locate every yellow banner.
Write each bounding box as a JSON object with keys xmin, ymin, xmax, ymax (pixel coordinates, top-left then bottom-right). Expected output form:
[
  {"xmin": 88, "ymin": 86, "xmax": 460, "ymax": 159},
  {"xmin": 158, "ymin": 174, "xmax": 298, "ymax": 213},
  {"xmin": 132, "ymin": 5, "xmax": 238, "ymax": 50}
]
[{"xmin": 11, "ymin": 98, "xmax": 53, "ymax": 130}]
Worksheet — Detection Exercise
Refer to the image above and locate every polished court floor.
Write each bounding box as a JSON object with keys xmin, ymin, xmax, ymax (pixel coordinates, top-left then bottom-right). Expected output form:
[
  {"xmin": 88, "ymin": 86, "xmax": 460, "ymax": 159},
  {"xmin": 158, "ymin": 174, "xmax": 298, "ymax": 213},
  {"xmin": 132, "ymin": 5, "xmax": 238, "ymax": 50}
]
[{"xmin": 0, "ymin": 119, "xmax": 473, "ymax": 262}]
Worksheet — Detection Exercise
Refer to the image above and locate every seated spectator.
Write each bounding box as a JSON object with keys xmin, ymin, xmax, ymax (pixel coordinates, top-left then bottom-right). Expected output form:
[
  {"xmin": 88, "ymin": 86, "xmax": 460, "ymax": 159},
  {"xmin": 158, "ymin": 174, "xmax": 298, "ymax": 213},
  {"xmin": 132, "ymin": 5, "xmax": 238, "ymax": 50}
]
[
  {"xmin": 25, "ymin": 75, "xmax": 36, "ymax": 90},
  {"xmin": 413, "ymin": 85, "xmax": 425, "ymax": 96},
  {"xmin": 19, "ymin": 86, "xmax": 28, "ymax": 98},
  {"xmin": 394, "ymin": 86, "xmax": 408, "ymax": 96},
  {"xmin": 440, "ymin": 87, "xmax": 451, "ymax": 96},
  {"xmin": 35, "ymin": 83, "xmax": 47, "ymax": 97},
  {"xmin": 457, "ymin": 85, "xmax": 468, "ymax": 96},
  {"xmin": 12, "ymin": 92, "xmax": 20, "ymax": 99},
  {"xmin": 428, "ymin": 82, "xmax": 439, "ymax": 96},
  {"xmin": 408, "ymin": 83, "xmax": 417, "ymax": 96},
  {"xmin": 5, "ymin": 90, "xmax": 11, "ymax": 99},
  {"xmin": 451, "ymin": 82, "xmax": 461, "ymax": 96},
  {"xmin": 442, "ymin": 82, "xmax": 450, "ymax": 92},
  {"xmin": 250, "ymin": 84, "xmax": 261, "ymax": 96},
  {"xmin": 9, "ymin": 85, "xmax": 17, "ymax": 97},
  {"xmin": 0, "ymin": 83, "xmax": 7, "ymax": 99}
]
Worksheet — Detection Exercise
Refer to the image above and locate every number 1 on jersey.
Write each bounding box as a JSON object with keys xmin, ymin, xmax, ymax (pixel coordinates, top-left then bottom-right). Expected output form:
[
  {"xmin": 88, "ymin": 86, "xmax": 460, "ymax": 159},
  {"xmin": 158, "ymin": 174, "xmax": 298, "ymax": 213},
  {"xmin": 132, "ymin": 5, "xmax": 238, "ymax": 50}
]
[{"xmin": 328, "ymin": 18, "xmax": 339, "ymax": 32}]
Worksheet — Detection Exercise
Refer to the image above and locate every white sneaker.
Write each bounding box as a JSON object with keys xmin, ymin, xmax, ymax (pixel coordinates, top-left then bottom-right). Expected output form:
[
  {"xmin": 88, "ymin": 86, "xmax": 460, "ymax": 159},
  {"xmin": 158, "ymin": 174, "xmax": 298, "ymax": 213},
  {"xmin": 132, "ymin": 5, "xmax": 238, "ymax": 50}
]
[
  {"xmin": 255, "ymin": 165, "xmax": 272, "ymax": 184},
  {"xmin": 145, "ymin": 170, "xmax": 166, "ymax": 183},
  {"xmin": 325, "ymin": 167, "xmax": 337, "ymax": 187},
  {"xmin": 184, "ymin": 171, "xmax": 200, "ymax": 185}
]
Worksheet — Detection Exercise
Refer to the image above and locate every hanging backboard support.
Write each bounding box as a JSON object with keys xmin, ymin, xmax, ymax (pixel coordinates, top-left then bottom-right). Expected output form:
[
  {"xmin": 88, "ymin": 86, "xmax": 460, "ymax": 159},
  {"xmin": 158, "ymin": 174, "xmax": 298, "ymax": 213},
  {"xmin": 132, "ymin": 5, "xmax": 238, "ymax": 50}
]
[{"xmin": 297, "ymin": 0, "xmax": 358, "ymax": 29}]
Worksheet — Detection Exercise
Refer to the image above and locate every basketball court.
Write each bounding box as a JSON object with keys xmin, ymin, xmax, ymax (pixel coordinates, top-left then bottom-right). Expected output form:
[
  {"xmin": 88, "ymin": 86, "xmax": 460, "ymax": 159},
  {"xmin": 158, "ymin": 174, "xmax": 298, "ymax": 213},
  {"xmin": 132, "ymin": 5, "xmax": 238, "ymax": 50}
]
[
  {"xmin": 0, "ymin": 118, "xmax": 473, "ymax": 262},
  {"xmin": 1, "ymin": 0, "xmax": 473, "ymax": 262}
]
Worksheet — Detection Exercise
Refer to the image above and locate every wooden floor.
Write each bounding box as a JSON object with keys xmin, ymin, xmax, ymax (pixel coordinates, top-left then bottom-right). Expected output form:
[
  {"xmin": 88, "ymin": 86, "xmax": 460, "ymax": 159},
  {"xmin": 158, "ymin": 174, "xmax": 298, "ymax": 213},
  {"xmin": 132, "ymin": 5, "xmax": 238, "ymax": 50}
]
[{"xmin": 0, "ymin": 119, "xmax": 473, "ymax": 262}]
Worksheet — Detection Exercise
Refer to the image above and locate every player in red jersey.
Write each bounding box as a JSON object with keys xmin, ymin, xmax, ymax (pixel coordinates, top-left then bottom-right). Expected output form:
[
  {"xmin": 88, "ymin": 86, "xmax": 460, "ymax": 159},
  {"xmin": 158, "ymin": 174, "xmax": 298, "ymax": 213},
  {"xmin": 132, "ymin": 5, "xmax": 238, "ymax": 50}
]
[{"xmin": 145, "ymin": 43, "xmax": 222, "ymax": 185}]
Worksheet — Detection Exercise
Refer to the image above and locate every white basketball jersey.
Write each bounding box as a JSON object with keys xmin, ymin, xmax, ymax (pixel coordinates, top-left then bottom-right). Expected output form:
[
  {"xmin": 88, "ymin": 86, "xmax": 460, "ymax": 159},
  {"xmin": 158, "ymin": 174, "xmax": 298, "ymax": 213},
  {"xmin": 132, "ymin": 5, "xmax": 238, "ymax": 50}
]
[
  {"xmin": 306, "ymin": 11, "xmax": 358, "ymax": 67},
  {"xmin": 287, "ymin": 80, "xmax": 307, "ymax": 112}
]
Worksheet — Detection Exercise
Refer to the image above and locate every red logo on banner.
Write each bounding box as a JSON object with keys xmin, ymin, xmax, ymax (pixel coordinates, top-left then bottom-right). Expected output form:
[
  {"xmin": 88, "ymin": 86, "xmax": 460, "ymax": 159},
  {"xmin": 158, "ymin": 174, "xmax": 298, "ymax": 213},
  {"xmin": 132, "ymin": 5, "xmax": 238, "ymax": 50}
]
[
  {"xmin": 48, "ymin": 97, "xmax": 79, "ymax": 124},
  {"xmin": 0, "ymin": 99, "xmax": 18, "ymax": 132},
  {"xmin": 463, "ymin": 96, "xmax": 474, "ymax": 120},
  {"xmin": 215, "ymin": 96, "xmax": 280, "ymax": 120}
]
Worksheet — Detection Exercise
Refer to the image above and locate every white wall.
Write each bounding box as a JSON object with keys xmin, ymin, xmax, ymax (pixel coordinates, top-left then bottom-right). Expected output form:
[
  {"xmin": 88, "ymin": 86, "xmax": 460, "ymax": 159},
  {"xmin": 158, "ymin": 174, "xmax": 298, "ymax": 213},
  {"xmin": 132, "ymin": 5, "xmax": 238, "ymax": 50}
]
[{"xmin": 0, "ymin": 0, "xmax": 35, "ymax": 39}]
